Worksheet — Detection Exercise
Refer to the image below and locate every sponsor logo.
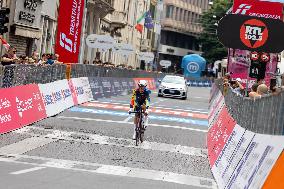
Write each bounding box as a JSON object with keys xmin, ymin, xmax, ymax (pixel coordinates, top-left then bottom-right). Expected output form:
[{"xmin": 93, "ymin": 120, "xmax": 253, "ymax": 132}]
[
  {"xmin": 234, "ymin": 3, "xmax": 281, "ymax": 19},
  {"xmin": 235, "ymin": 4, "xmax": 252, "ymax": 14},
  {"xmin": 240, "ymin": 19, "xmax": 268, "ymax": 48},
  {"xmin": 187, "ymin": 62, "xmax": 199, "ymax": 73}
]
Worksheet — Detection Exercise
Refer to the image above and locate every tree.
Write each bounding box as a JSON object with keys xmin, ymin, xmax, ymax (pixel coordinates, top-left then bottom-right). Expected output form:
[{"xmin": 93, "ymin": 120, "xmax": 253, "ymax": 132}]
[{"xmin": 199, "ymin": 0, "xmax": 233, "ymax": 66}]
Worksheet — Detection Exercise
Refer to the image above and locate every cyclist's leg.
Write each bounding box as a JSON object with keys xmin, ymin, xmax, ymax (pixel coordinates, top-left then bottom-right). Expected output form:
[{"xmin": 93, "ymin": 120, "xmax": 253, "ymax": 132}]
[
  {"xmin": 142, "ymin": 106, "xmax": 148, "ymax": 129},
  {"xmin": 132, "ymin": 108, "xmax": 139, "ymax": 140}
]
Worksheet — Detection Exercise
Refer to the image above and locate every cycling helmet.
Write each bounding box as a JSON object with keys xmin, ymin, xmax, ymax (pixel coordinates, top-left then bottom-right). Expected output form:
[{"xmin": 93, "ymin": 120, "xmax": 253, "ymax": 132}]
[{"xmin": 138, "ymin": 80, "xmax": 147, "ymax": 87}]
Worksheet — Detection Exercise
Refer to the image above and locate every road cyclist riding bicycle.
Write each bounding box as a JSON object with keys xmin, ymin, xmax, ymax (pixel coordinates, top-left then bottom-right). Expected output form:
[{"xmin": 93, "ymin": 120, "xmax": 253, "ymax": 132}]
[{"xmin": 128, "ymin": 80, "xmax": 151, "ymax": 141}]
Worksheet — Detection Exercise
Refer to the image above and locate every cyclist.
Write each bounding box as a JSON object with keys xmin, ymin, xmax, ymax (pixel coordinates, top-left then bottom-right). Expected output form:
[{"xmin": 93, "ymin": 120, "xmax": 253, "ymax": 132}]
[{"xmin": 128, "ymin": 80, "xmax": 151, "ymax": 140}]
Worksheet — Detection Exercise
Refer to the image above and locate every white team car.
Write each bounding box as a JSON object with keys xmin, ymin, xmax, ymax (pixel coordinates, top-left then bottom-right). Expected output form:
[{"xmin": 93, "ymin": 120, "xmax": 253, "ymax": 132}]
[{"xmin": 158, "ymin": 75, "xmax": 188, "ymax": 100}]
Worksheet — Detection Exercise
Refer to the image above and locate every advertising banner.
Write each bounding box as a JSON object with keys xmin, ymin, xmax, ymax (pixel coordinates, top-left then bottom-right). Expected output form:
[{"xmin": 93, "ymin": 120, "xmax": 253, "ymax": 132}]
[
  {"xmin": 71, "ymin": 77, "xmax": 93, "ymax": 104},
  {"xmin": 0, "ymin": 88, "xmax": 21, "ymax": 134},
  {"xmin": 88, "ymin": 77, "xmax": 104, "ymax": 100},
  {"xmin": 86, "ymin": 34, "xmax": 115, "ymax": 51},
  {"xmin": 14, "ymin": 84, "xmax": 47, "ymax": 126},
  {"xmin": 55, "ymin": 0, "xmax": 85, "ymax": 63},
  {"xmin": 227, "ymin": 135, "xmax": 284, "ymax": 189},
  {"xmin": 101, "ymin": 78, "xmax": 112, "ymax": 98},
  {"xmin": 212, "ymin": 125, "xmax": 255, "ymax": 189},
  {"xmin": 39, "ymin": 80, "xmax": 74, "ymax": 117},
  {"xmin": 233, "ymin": 0, "xmax": 283, "ymax": 20},
  {"xmin": 112, "ymin": 79, "xmax": 123, "ymax": 96},
  {"xmin": 207, "ymin": 107, "xmax": 237, "ymax": 167},
  {"xmin": 0, "ymin": 84, "xmax": 47, "ymax": 134},
  {"xmin": 217, "ymin": 14, "xmax": 284, "ymax": 53},
  {"xmin": 208, "ymin": 91, "xmax": 225, "ymax": 128}
]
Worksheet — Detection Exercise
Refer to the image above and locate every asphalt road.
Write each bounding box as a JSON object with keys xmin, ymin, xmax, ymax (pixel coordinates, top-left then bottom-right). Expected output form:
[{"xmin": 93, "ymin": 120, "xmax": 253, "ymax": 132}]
[{"xmin": 0, "ymin": 86, "xmax": 216, "ymax": 189}]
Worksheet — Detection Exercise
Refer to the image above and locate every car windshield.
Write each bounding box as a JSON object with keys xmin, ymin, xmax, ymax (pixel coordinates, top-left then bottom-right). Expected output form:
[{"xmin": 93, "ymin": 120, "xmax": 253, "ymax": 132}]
[{"xmin": 162, "ymin": 77, "xmax": 185, "ymax": 84}]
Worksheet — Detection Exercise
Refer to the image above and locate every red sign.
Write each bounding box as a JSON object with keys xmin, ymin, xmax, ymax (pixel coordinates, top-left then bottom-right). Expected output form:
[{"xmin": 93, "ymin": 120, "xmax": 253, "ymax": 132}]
[
  {"xmin": 240, "ymin": 19, "xmax": 268, "ymax": 49},
  {"xmin": 55, "ymin": 0, "xmax": 85, "ymax": 63},
  {"xmin": 207, "ymin": 107, "xmax": 236, "ymax": 167},
  {"xmin": 233, "ymin": 0, "xmax": 283, "ymax": 20}
]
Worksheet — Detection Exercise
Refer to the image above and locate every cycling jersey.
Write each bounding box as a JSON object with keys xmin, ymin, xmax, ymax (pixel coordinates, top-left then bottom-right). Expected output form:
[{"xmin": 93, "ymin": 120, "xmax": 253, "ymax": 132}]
[{"xmin": 130, "ymin": 88, "xmax": 151, "ymax": 109}]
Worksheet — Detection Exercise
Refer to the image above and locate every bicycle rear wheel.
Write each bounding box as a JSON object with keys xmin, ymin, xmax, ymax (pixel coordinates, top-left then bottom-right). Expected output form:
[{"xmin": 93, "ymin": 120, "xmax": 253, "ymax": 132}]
[{"xmin": 135, "ymin": 130, "xmax": 139, "ymax": 146}]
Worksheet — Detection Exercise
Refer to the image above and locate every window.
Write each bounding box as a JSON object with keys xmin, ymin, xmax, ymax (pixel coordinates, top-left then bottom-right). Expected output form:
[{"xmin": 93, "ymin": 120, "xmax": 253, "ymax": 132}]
[{"xmin": 165, "ymin": 5, "xmax": 173, "ymax": 18}]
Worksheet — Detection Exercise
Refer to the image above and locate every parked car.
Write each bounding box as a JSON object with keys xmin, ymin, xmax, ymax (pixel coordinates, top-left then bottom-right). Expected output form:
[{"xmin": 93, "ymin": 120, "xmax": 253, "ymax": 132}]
[{"xmin": 158, "ymin": 75, "xmax": 188, "ymax": 100}]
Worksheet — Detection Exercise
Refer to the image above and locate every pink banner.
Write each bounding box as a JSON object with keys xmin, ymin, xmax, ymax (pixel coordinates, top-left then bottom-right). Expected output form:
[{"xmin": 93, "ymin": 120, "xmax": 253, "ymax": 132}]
[
  {"xmin": 0, "ymin": 84, "xmax": 47, "ymax": 134},
  {"xmin": 207, "ymin": 107, "xmax": 236, "ymax": 167},
  {"xmin": 228, "ymin": 49, "xmax": 278, "ymax": 88}
]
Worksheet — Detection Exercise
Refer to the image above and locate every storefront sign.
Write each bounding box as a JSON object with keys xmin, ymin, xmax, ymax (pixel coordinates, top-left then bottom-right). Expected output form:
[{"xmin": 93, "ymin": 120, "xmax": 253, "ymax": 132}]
[
  {"xmin": 113, "ymin": 43, "xmax": 135, "ymax": 56},
  {"xmin": 14, "ymin": 0, "xmax": 43, "ymax": 28},
  {"xmin": 86, "ymin": 34, "xmax": 115, "ymax": 50},
  {"xmin": 55, "ymin": 0, "xmax": 85, "ymax": 63},
  {"xmin": 138, "ymin": 52, "xmax": 155, "ymax": 62},
  {"xmin": 159, "ymin": 60, "xmax": 171, "ymax": 68}
]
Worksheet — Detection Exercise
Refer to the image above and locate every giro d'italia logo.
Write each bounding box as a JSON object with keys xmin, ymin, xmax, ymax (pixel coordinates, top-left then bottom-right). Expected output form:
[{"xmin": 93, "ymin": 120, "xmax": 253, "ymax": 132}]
[
  {"xmin": 240, "ymin": 19, "xmax": 268, "ymax": 49},
  {"xmin": 187, "ymin": 62, "xmax": 199, "ymax": 73}
]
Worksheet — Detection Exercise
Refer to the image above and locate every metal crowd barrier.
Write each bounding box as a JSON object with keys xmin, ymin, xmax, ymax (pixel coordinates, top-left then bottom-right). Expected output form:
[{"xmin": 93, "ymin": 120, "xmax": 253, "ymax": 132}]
[
  {"xmin": 214, "ymin": 79, "xmax": 284, "ymax": 135},
  {"xmin": 0, "ymin": 64, "xmax": 166, "ymax": 88}
]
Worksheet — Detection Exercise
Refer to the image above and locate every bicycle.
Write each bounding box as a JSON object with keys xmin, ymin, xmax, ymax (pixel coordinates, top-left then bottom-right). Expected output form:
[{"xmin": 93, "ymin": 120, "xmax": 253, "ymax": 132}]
[{"xmin": 129, "ymin": 107, "xmax": 145, "ymax": 146}]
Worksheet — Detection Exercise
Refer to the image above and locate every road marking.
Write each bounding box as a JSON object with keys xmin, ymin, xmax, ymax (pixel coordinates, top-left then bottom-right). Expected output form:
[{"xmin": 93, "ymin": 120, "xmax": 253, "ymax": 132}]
[
  {"xmin": 15, "ymin": 126, "xmax": 208, "ymax": 157},
  {"xmin": 89, "ymin": 101, "xmax": 208, "ymax": 114},
  {"xmin": 0, "ymin": 136, "xmax": 57, "ymax": 155},
  {"xmin": 10, "ymin": 167, "xmax": 46, "ymax": 175},
  {"xmin": 123, "ymin": 116, "xmax": 133, "ymax": 122},
  {"xmin": 0, "ymin": 154, "xmax": 217, "ymax": 188},
  {"xmin": 83, "ymin": 102, "xmax": 208, "ymax": 119},
  {"xmin": 57, "ymin": 116, "xmax": 208, "ymax": 132},
  {"xmin": 69, "ymin": 107, "xmax": 208, "ymax": 126}
]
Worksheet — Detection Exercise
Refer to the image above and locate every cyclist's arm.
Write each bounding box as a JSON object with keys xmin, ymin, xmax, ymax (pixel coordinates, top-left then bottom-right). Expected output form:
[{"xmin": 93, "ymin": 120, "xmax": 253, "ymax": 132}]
[{"xmin": 130, "ymin": 89, "xmax": 136, "ymax": 108}]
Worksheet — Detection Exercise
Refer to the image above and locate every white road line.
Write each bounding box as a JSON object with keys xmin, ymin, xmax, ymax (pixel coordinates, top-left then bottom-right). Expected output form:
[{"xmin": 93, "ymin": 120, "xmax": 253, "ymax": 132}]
[
  {"xmin": 123, "ymin": 116, "xmax": 133, "ymax": 123},
  {"xmin": 0, "ymin": 136, "xmax": 57, "ymax": 155},
  {"xmin": 15, "ymin": 126, "xmax": 208, "ymax": 157},
  {"xmin": 10, "ymin": 167, "xmax": 46, "ymax": 175},
  {"xmin": 57, "ymin": 116, "xmax": 208, "ymax": 133},
  {"xmin": 0, "ymin": 154, "xmax": 217, "ymax": 188}
]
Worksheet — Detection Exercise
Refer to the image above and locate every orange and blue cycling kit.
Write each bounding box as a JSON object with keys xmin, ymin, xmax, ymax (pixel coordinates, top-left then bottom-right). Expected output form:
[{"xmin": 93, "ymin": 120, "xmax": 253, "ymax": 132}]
[{"xmin": 130, "ymin": 88, "xmax": 151, "ymax": 110}]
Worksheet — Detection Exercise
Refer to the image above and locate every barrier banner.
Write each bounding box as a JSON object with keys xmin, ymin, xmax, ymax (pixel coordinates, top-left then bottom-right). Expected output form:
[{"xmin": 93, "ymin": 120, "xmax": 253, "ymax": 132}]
[
  {"xmin": 68, "ymin": 79, "xmax": 79, "ymax": 106},
  {"xmin": 207, "ymin": 106, "xmax": 237, "ymax": 167},
  {"xmin": 226, "ymin": 135, "xmax": 284, "ymax": 189},
  {"xmin": 121, "ymin": 78, "xmax": 130, "ymax": 94},
  {"xmin": 0, "ymin": 84, "xmax": 47, "ymax": 134},
  {"xmin": 14, "ymin": 84, "xmax": 47, "ymax": 126},
  {"xmin": 39, "ymin": 80, "xmax": 74, "ymax": 117},
  {"xmin": 101, "ymin": 78, "xmax": 112, "ymax": 98},
  {"xmin": 71, "ymin": 77, "xmax": 93, "ymax": 104},
  {"xmin": 111, "ymin": 79, "xmax": 122, "ymax": 96},
  {"xmin": 212, "ymin": 125, "xmax": 255, "ymax": 188},
  {"xmin": 88, "ymin": 77, "xmax": 104, "ymax": 100},
  {"xmin": 0, "ymin": 88, "xmax": 21, "ymax": 134},
  {"xmin": 128, "ymin": 79, "xmax": 135, "ymax": 91},
  {"xmin": 208, "ymin": 91, "xmax": 225, "ymax": 128}
]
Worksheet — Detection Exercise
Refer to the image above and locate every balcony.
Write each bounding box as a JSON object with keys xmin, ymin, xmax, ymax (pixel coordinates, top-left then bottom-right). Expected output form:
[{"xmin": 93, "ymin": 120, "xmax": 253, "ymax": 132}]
[
  {"xmin": 110, "ymin": 11, "xmax": 127, "ymax": 28},
  {"xmin": 162, "ymin": 18, "xmax": 203, "ymax": 35},
  {"xmin": 87, "ymin": 0, "xmax": 114, "ymax": 18}
]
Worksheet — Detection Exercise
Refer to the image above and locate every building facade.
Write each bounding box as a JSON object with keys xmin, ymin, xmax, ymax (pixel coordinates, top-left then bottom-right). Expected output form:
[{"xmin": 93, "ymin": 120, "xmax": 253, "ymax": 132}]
[
  {"xmin": 159, "ymin": 0, "xmax": 209, "ymax": 73},
  {"xmin": 83, "ymin": 0, "xmax": 160, "ymax": 69},
  {"xmin": 0, "ymin": 0, "xmax": 59, "ymax": 56}
]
